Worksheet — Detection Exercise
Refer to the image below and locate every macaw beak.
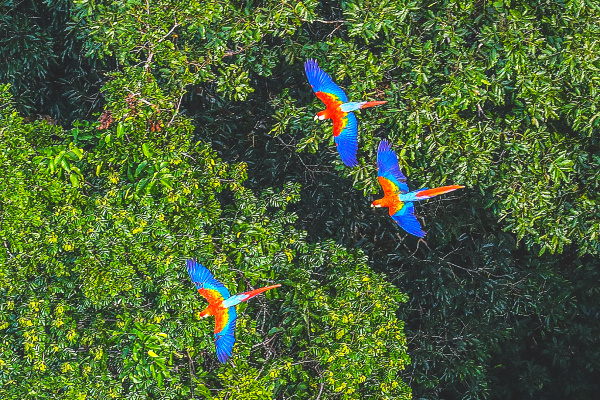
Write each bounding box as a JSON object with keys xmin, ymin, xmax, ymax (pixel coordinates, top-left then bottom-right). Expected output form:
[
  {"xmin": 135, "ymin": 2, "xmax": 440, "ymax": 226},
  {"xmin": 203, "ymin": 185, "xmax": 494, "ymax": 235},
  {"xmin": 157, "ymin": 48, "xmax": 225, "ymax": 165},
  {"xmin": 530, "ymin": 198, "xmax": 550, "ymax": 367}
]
[{"xmin": 314, "ymin": 115, "xmax": 319, "ymax": 121}]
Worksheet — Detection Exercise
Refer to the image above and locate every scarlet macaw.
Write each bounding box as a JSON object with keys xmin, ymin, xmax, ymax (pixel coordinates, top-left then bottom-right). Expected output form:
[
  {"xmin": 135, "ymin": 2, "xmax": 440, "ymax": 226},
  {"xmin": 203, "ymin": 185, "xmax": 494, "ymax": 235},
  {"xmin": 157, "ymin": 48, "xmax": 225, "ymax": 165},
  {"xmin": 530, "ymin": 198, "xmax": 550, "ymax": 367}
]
[
  {"xmin": 372, "ymin": 140, "xmax": 464, "ymax": 237},
  {"xmin": 186, "ymin": 259, "xmax": 281, "ymax": 363},
  {"xmin": 305, "ymin": 59, "xmax": 386, "ymax": 166}
]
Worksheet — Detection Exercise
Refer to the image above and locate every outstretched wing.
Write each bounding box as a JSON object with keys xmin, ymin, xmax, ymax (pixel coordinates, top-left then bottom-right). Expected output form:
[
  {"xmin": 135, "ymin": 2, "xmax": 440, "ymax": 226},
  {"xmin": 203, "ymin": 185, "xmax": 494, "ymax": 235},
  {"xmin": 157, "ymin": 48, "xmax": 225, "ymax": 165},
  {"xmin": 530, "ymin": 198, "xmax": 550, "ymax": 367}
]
[
  {"xmin": 333, "ymin": 112, "xmax": 358, "ymax": 167},
  {"xmin": 186, "ymin": 259, "xmax": 230, "ymax": 304},
  {"xmin": 377, "ymin": 140, "xmax": 409, "ymax": 195},
  {"xmin": 305, "ymin": 59, "xmax": 348, "ymax": 105},
  {"xmin": 213, "ymin": 307, "xmax": 237, "ymax": 363},
  {"xmin": 391, "ymin": 202, "xmax": 426, "ymax": 238}
]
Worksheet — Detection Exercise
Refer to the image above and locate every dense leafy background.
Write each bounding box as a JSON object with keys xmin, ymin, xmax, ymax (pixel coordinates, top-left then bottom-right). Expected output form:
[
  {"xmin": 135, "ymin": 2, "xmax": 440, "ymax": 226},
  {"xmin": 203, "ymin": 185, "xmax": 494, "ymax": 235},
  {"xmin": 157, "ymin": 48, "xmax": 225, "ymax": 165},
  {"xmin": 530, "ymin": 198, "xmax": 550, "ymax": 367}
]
[{"xmin": 1, "ymin": 0, "xmax": 600, "ymax": 399}]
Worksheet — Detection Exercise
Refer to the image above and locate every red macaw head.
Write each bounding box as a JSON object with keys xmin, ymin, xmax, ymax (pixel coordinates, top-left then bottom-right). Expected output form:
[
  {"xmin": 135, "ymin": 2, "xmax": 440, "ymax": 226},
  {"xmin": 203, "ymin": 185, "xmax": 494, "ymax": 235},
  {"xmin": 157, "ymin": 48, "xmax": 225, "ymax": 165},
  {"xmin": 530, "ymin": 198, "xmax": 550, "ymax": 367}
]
[
  {"xmin": 371, "ymin": 198, "xmax": 384, "ymax": 208},
  {"xmin": 199, "ymin": 308, "xmax": 211, "ymax": 318},
  {"xmin": 314, "ymin": 110, "xmax": 328, "ymax": 121}
]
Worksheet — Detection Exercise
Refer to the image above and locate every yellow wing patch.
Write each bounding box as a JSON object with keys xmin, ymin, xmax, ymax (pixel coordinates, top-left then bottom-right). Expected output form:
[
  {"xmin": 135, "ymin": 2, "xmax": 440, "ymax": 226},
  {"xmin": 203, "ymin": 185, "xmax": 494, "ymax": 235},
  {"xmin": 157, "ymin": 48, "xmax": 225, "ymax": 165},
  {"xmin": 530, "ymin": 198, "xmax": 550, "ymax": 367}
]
[{"xmin": 378, "ymin": 177, "xmax": 400, "ymax": 197}]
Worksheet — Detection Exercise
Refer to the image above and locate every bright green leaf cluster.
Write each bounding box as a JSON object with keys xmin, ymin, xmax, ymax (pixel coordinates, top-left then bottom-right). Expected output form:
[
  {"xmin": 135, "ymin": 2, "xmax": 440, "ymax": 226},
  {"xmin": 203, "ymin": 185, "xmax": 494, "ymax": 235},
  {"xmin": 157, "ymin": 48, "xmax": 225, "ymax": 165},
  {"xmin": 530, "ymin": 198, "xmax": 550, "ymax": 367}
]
[{"xmin": 0, "ymin": 67, "xmax": 410, "ymax": 399}]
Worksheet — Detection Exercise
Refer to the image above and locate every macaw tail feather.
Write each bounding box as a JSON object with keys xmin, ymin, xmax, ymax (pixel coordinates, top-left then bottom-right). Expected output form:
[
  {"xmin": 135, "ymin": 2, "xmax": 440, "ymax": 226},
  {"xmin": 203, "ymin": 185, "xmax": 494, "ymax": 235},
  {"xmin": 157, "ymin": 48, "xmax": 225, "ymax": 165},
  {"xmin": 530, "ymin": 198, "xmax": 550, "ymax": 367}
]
[
  {"xmin": 221, "ymin": 284, "xmax": 281, "ymax": 308},
  {"xmin": 416, "ymin": 185, "xmax": 464, "ymax": 199},
  {"xmin": 241, "ymin": 284, "xmax": 281, "ymax": 302},
  {"xmin": 359, "ymin": 101, "xmax": 387, "ymax": 109}
]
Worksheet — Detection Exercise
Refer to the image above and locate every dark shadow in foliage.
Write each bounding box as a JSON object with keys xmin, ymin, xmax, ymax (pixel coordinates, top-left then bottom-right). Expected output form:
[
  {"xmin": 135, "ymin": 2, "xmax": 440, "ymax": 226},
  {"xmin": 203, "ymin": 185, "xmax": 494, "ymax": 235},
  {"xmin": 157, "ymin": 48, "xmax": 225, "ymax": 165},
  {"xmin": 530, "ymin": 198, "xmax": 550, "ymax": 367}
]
[{"xmin": 0, "ymin": 0, "xmax": 115, "ymax": 122}]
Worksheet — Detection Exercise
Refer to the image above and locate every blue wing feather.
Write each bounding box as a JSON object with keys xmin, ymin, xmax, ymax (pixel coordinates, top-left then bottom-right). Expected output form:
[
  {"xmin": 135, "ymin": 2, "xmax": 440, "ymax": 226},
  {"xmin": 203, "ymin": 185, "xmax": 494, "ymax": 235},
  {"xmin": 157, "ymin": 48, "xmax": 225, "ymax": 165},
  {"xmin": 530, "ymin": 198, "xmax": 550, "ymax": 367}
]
[
  {"xmin": 335, "ymin": 113, "xmax": 358, "ymax": 167},
  {"xmin": 392, "ymin": 202, "xmax": 426, "ymax": 238},
  {"xmin": 215, "ymin": 307, "xmax": 237, "ymax": 363},
  {"xmin": 186, "ymin": 259, "xmax": 230, "ymax": 300},
  {"xmin": 305, "ymin": 59, "xmax": 348, "ymax": 102},
  {"xmin": 377, "ymin": 140, "xmax": 409, "ymax": 194}
]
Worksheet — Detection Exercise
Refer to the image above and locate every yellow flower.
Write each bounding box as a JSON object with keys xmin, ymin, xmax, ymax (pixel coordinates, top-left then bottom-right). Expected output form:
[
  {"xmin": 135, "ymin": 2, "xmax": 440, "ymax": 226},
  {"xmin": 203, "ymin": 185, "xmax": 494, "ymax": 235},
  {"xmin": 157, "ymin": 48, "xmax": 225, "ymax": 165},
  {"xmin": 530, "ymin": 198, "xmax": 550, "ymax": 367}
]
[
  {"xmin": 108, "ymin": 172, "xmax": 119, "ymax": 184},
  {"xmin": 35, "ymin": 361, "xmax": 47, "ymax": 372},
  {"xmin": 61, "ymin": 363, "xmax": 74, "ymax": 373},
  {"xmin": 284, "ymin": 249, "xmax": 294, "ymax": 262}
]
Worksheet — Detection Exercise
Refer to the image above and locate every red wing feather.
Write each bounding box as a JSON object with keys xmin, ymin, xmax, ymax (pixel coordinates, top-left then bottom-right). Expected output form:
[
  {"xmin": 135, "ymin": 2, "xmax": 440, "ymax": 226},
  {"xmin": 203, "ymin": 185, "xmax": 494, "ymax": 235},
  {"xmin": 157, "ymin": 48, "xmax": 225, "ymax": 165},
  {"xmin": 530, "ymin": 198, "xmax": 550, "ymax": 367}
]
[
  {"xmin": 378, "ymin": 176, "xmax": 400, "ymax": 198},
  {"xmin": 331, "ymin": 109, "xmax": 349, "ymax": 137},
  {"xmin": 316, "ymin": 91, "xmax": 343, "ymax": 109},
  {"xmin": 198, "ymin": 288, "xmax": 226, "ymax": 306},
  {"xmin": 213, "ymin": 307, "xmax": 232, "ymax": 335}
]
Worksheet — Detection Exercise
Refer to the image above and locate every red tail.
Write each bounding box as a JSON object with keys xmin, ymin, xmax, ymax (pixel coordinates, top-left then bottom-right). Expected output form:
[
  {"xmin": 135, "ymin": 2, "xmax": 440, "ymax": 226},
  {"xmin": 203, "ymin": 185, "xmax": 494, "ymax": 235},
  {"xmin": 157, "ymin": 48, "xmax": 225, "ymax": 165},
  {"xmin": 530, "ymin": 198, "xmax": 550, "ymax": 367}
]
[
  {"xmin": 241, "ymin": 284, "xmax": 281, "ymax": 302},
  {"xmin": 360, "ymin": 101, "xmax": 387, "ymax": 109},
  {"xmin": 416, "ymin": 185, "xmax": 464, "ymax": 199}
]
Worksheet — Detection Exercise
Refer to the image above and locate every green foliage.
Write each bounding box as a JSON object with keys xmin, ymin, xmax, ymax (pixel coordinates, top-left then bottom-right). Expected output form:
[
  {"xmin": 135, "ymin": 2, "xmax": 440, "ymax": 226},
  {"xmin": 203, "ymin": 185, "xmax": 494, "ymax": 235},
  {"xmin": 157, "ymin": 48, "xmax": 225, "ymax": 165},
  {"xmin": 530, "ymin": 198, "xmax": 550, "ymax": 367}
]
[
  {"xmin": 0, "ymin": 74, "xmax": 410, "ymax": 398},
  {"xmin": 268, "ymin": 0, "xmax": 600, "ymax": 256},
  {"xmin": 0, "ymin": 0, "xmax": 111, "ymax": 120},
  {"xmin": 3, "ymin": 0, "xmax": 600, "ymax": 398}
]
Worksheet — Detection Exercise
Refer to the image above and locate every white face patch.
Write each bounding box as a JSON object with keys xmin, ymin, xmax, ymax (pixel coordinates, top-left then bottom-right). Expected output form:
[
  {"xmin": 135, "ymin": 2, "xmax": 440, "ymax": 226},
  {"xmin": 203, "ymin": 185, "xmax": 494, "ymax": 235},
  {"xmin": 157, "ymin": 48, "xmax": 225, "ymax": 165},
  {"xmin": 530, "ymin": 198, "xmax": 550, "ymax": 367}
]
[
  {"xmin": 318, "ymin": 115, "xmax": 326, "ymax": 121},
  {"xmin": 372, "ymin": 203, "xmax": 381, "ymax": 208}
]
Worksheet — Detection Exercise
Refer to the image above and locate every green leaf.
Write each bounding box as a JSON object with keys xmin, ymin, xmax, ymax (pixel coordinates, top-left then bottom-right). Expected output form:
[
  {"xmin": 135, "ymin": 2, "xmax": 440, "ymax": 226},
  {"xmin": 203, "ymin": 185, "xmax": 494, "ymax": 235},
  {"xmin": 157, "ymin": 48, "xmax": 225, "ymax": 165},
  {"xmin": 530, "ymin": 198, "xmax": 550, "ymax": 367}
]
[
  {"xmin": 69, "ymin": 173, "xmax": 80, "ymax": 187},
  {"xmin": 142, "ymin": 143, "xmax": 152, "ymax": 158},
  {"xmin": 135, "ymin": 161, "xmax": 148, "ymax": 177},
  {"xmin": 116, "ymin": 123, "xmax": 124, "ymax": 138},
  {"xmin": 71, "ymin": 146, "xmax": 84, "ymax": 160}
]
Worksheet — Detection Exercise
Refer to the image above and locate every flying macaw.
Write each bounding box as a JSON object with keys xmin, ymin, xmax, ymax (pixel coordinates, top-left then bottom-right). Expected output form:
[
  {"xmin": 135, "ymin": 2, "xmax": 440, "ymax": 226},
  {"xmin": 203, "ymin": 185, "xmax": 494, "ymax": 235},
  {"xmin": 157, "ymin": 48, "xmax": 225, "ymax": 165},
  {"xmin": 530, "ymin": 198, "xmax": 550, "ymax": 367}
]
[
  {"xmin": 305, "ymin": 59, "xmax": 387, "ymax": 167},
  {"xmin": 372, "ymin": 140, "xmax": 464, "ymax": 237},
  {"xmin": 186, "ymin": 259, "xmax": 281, "ymax": 363}
]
